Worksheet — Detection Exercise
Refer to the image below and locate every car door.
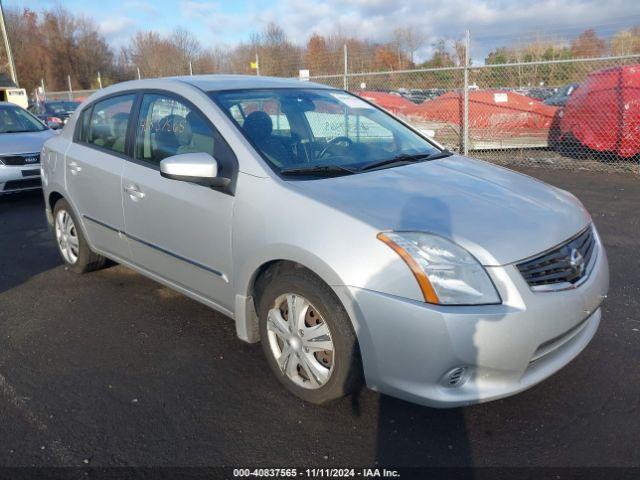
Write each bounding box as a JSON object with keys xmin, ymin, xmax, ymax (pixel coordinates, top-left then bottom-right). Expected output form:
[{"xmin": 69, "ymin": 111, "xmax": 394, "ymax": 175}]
[
  {"xmin": 65, "ymin": 93, "xmax": 136, "ymax": 260},
  {"xmin": 121, "ymin": 92, "xmax": 236, "ymax": 311}
]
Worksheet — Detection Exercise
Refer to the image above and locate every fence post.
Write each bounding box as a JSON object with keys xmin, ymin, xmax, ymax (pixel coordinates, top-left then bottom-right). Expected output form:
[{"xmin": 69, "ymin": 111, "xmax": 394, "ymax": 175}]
[
  {"xmin": 67, "ymin": 75, "xmax": 73, "ymax": 101},
  {"xmin": 463, "ymin": 29, "xmax": 470, "ymax": 156},
  {"xmin": 343, "ymin": 44, "xmax": 348, "ymax": 90}
]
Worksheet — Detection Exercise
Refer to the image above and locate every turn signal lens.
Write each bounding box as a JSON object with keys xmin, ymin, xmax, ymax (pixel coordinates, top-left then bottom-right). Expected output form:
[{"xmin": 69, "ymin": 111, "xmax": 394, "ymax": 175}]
[{"xmin": 377, "ymin": 232, "xmax": 440, "ymax": 303}]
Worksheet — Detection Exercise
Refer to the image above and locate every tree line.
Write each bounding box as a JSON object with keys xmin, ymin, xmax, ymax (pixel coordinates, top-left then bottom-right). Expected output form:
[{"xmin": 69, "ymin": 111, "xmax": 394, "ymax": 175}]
[{"xmin": 1, "ymin": 5, "xmax": 639, "ymax": 95}]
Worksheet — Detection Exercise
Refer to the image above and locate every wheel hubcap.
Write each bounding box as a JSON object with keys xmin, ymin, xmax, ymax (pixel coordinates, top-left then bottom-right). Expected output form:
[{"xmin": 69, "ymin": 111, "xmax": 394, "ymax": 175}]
[
  {"xmin": 55, "ymin": 209, "xmax": 79, "ymax": 264},
  {"xmin": 266, "ymin": 293, "xmax": 335, "ymax": 390}
]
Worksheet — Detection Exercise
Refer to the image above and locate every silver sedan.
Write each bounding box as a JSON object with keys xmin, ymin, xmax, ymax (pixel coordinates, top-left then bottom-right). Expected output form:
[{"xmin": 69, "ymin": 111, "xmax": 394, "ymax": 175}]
[
  {"xmin": 40, "ymin": 76, "xmax": 609, "ymax": 407},
  {"xmin": 0, "ymin": 102, "xmax": 55, "ymax": 194}
]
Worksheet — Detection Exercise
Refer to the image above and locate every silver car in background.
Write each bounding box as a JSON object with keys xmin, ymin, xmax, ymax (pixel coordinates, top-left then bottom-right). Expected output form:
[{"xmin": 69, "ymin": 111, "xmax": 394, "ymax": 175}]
[
  {"xmin": 41, "ymin": 76, "xmax": 609, "ymax": 407},
  {"xmin": 0, "ymin": 102, "xmax": 55, "ymax": 194}
]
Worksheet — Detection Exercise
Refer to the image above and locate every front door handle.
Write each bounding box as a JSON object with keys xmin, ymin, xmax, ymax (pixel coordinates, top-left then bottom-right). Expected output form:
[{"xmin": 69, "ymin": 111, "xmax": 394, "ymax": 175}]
[
  {"xmin": 68, "ymin": 161, "xmax": 82, "ymax": 175},
  {"xmin": 124, "ymin": 184, "xmax": 146, "ymax": 201}
]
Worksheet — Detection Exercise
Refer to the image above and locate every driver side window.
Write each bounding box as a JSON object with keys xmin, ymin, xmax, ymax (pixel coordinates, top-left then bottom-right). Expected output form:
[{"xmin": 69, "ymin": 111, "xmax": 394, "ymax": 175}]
[{"xmin": 135, "ymin": 94, "xmax": 214, "ymax": 166}]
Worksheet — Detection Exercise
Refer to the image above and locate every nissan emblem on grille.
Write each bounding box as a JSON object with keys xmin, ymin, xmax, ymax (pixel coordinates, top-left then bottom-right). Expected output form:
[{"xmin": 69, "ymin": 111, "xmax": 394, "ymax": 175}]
[{"xmin": 569, "ymin": 248, "xmax": 585, "ymax": 276}]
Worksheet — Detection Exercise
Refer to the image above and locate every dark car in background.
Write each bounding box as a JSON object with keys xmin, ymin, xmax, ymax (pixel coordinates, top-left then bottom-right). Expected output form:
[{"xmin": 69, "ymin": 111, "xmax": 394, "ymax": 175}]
[
  {"xmin": 28, "ymin": 100, "xmax": 80, "ymax": 130},
  {"xmin": 544, "ymin": 83, "xmax": 579, "ymax": 106}
]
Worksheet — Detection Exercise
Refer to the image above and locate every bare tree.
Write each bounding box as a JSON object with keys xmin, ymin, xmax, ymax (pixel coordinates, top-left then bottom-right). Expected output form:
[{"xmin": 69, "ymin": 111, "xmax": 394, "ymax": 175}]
[{"xmin": 392, "ymin": 26, "xmax": 425, "ymax": 66}]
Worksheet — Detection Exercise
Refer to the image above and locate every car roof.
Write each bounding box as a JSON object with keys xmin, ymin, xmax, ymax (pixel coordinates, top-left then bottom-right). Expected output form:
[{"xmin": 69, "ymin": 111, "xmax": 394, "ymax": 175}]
[
  {"xmin": 180, "ymin": 74, "xmax": 332, "ymax": 91},
  {"xmin": 100, "ymin": 74, "xmax": 333, "ymax": 95}
]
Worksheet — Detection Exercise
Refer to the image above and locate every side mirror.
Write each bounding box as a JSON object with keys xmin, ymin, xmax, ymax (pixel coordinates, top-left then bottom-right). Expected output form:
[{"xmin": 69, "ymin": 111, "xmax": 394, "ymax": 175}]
[{"xmin": 160, "ymin": 152, "xmax": 230, "ymax": 188}]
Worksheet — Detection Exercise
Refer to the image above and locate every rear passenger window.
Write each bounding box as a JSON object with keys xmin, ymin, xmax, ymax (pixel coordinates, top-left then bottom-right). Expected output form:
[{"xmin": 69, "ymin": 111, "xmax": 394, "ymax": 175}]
[
  {"xmin": 136, "ymin": 94, "xmax": 214, "ymax": 165},
  {"xmin": 87, "ymin": 94, "xmax": 135, "ymax": 155}
]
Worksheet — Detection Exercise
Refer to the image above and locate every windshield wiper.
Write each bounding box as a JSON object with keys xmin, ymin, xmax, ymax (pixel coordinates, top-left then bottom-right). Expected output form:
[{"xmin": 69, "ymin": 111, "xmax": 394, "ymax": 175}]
[
  {"xmin": 280, "ymin": 164, "xmax": 357, "ymax": 177},
  {"xmin": 359, "ymin": 150, "xmax": 453, "ymax": 172}
]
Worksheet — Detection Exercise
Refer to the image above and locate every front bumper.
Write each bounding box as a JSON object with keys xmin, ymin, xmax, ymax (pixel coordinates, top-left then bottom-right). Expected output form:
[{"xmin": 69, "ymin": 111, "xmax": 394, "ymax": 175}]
[
  {"xmin": 335, "ymin": 232, "xmax": 609, "ymax": 408},
  {"xmin": 0, "ymin": 164, "xmax": 42, "ymax": 193}
]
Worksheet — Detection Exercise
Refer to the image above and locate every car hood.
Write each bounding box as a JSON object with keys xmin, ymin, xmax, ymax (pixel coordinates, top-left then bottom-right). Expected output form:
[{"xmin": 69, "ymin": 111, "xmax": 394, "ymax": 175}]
[
  {"xmin": 0, "ymin": 130, "xmax": 56, "ymax": 154},
  {"xmin": 290, "ymin": 155, "xmax": 590, "ymax": 266}
]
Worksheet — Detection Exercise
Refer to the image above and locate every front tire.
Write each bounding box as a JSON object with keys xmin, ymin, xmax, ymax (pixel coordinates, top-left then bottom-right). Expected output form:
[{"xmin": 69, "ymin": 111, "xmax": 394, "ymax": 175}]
[
  {"xmin": 257, "ymin": 266, "xmax": 362, "ymax": 404},
  {"xmin": 53, "ymin": 199, "xmax": 106, "ymax": 273}
]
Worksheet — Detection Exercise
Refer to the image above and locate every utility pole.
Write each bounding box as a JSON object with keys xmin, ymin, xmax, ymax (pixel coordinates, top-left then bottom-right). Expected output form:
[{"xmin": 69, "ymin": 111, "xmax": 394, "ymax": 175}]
[
  {"xmin": 0, "ymin": 0, "xmax": 17, "ymax": 85},
  {"xmin": 97, "ymin": 71, "xmax": 102, "ymax": 89},
  {"xmin": 137, "ymin": 67, "xmax": 141, "ymax": 80},
  {"xmin": 462, "ymin": 29, "xmax": 470, "ymax": 156},
  {"xmin": 255, "ymin": 53, "xmax": 260, "ymax": 76},
  {"xmin": 189, "ymin": 61, "xmax": 193, "ymax": 76},
  {"xmin": 67, "ymin": 74, "xmax": 73, "ymax": 101},
  {"xmin": 343, "ymin": 44, "xmax": 348, "ymax": 90}
]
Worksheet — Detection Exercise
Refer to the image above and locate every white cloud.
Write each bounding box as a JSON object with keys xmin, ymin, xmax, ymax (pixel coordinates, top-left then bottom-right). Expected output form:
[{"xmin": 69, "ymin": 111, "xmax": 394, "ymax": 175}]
[
  {"xmin": 236, "ymin": 0, "xmax": 640, "ymax": 60},
  {"xmin": 99, "ymin": 17, "xmax": 137, "ymax": 36},
  {"xmin": 124, "ymin": 1, "xmax": 159, "ymax": 17},
  {"xmin": 181, "ymin": 0, "xmax": 221, "ymax": 19}
]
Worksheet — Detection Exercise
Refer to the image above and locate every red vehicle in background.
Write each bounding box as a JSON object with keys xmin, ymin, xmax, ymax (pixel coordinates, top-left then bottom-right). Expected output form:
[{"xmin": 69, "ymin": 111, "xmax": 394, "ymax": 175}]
[
  {"xmin": 560, "ymin": 64, "xmax": 640, "ymax": 158},
  {"xmin": 355, "ymin": 91, "xmax": 416, "ymax": 115}
]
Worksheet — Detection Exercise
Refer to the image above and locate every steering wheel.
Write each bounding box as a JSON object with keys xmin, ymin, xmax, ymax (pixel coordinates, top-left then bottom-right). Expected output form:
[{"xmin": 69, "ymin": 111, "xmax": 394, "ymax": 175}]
[{"xmin": 318, "ymin": 136, "xmax": 353, "ymax": 159}]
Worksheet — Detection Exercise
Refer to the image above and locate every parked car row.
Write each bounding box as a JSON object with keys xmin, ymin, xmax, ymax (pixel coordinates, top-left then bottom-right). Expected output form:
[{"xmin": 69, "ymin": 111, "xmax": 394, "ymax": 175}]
[
  {"xmin": 393, "ymin": 88, "xmax": 446, "ymax": 104},
  {"xmin": 28, "ymin": 100, "xmax": 81, "ymax": 130}
]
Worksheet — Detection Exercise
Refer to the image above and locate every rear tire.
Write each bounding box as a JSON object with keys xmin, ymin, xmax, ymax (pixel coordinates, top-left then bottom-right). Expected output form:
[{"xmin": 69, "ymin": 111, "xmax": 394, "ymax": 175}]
[
  {"xmin": 257, "ymin": 266, "xmax": 363, "ymax": 404},
  {"xmin": 53, "ymin": 198, "xmax": 106, "ymax": 274}
]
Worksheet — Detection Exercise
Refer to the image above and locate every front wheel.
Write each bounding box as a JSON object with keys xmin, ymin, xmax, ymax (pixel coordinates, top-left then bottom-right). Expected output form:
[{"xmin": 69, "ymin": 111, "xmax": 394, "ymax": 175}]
[
  {"xmin": 53, "ymin": 199, "xmax": 106, "ymax": 273},
  {"xmin": 257, "ymin": 267, "xmax": 362, "ymax": 404}
]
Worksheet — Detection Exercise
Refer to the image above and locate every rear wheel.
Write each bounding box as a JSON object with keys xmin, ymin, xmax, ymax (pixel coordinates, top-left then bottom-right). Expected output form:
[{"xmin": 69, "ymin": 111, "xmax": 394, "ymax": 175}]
[
  {"xmin": 257, "ymin": 267, "xmax": 362, "ymax": 404},
  {"xmin": 53, "ymin": 199, "xmax": 106, "ymax": 273}
]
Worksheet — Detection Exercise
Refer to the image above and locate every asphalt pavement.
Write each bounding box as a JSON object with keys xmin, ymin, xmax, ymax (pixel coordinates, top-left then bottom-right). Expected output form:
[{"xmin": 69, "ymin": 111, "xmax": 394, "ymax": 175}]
[{"xmin": 0, "ymin": 167, "xmax": 638, "ymax": 469}]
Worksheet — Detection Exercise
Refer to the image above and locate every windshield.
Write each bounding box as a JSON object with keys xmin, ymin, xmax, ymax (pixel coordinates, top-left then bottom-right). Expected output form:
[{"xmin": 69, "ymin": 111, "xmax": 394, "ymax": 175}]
[
  {"xmin": 0, "ymin": 105, "xmax": 47, "ymax": 133},
  {"xmin": 210, "ymin": 88, "xmax": 440, "ymax": 175},
  {"xmin": 45, "ymin": 101, "xmax": 80, "ymax": 114}
]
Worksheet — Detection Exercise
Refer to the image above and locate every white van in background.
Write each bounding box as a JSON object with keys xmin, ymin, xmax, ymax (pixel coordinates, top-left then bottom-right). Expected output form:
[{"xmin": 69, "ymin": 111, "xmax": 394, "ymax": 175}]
[{"xmin": 1, "ymin": 87, "xmax": 29, "ymax": 109}]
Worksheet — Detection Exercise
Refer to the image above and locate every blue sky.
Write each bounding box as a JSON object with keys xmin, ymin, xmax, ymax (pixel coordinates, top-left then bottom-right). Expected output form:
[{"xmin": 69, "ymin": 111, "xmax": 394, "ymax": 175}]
[{"xmin": 5, "ymin": 0, "xmax": 640, "ymax": 60}]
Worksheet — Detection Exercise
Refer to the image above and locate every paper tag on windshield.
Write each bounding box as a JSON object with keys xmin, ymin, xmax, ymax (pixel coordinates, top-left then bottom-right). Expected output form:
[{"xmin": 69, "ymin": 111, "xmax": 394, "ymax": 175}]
[{"xmin": 330, "ymin": 92, "xmax": 375, "ymax": 109}]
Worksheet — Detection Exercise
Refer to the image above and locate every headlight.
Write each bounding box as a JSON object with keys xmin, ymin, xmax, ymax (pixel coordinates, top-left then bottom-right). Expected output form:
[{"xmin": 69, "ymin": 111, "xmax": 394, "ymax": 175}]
[{"xmin": 377, "ymin": 232, "xmax": 501, "ymax": 305}]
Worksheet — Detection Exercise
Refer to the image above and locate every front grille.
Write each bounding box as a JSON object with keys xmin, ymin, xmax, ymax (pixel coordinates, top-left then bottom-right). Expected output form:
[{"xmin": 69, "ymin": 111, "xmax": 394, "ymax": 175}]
[
  {"xmin": 0, "ymin": 153, "xmax": 40, "ymax": 166},
  {"xmin": 3, "ymin": 178, "xmax": 42, "ymax": 191},
  {"xmin": 517, "ymin": 226, "xmax": 596, "ymax": 289}
]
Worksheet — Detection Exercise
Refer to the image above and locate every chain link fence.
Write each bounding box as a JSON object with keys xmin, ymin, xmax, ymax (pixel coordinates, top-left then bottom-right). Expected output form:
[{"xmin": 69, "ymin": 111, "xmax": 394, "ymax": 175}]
[
  {"xmin": 44, "ymin": 38, "xmax": 640, "ymax": 174},
  {"xmin": 308, "ymin": 55, "xmax": 640, "ymax": 174}
]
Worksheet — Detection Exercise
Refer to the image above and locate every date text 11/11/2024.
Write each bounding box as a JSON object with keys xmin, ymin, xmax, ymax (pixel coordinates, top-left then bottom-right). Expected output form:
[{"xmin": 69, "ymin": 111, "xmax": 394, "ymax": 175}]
[{"xmin": 232, "ymin": 468, "xmax": 401, "ymax": 478}]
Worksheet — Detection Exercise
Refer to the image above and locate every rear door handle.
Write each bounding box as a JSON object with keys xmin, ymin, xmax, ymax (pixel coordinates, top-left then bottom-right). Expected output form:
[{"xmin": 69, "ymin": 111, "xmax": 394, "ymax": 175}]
[
  {"xmin": 68, "ymin": 161, "xmax": 82, "ymax": 175},
  {"xmin": 124, "ymin": 184, "xmax": 146, "ymax": 201}
]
